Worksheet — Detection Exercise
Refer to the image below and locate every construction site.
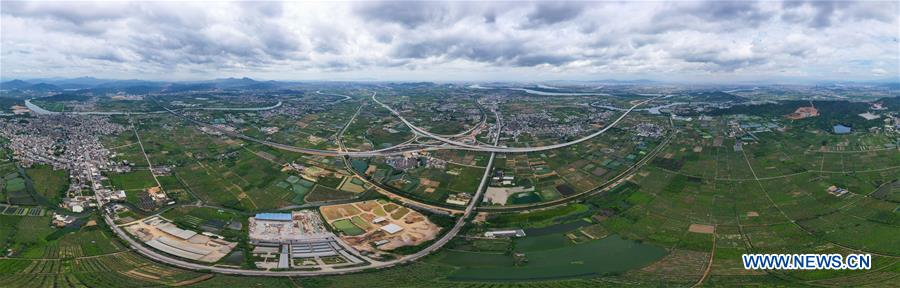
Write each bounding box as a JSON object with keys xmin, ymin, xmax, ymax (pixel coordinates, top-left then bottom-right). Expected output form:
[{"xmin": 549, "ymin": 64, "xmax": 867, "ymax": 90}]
[
  {"xmin": 124, "ymin": 216, "xmax": 236, "ymax": 263},
  {"xmin": 320, "ymin": 200, "xmax": 441, "ymax": 254},
  {"xmin": 247, "ymin": 210, "xmax": 365, "ymax": 270}
]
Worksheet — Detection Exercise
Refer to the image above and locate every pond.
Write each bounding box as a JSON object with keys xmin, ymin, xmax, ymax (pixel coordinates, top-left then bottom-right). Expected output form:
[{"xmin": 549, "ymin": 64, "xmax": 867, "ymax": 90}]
[
  {"xmin": 443, "ymin": 235, "xmax": 667, "ymax": 281},
  {"xmin": 524, "ymin": 219, "xmax": 593, "ymax": 236}
]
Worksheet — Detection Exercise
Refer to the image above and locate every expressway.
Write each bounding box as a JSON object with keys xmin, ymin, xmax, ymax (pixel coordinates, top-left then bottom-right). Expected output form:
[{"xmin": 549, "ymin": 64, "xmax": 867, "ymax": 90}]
[
  {"xmin": 25, "ymin": 99, "xmax": 282, "ymax": 115},
  {"xmin": 100, "ymin": 125, "xmax": 498, "ymax": 277},
  {"xmin": 29, "ymin": 90, "xmax": 652, "ymax": 156},
  {"xmin": 161, "ymin": 105, "xmax": 444, "ymax": 157},
  {"xmin": 336, "ymin": 103, "xmax": 465, "ymax": 214},
  {"xmin": 371, "ymin": 91, "xmax": 659, "ymax": 153},
  {"xmin": 101, "ymin": 94, "xmax": 502, "ymax": 276},
  {"xmin": 155, "ymin": 90, "xmax": 653, "ymax": 157},
  {"xmin": 89, "ymin": 89, "xmax": 667, "ymax": 277},
  {"xmin": 180, "ymin": 101, "xmax": 282, "ymax": 111},
  {"xmin": 479, "ymin": 117, "xmax": 676, "ymax": 212}
]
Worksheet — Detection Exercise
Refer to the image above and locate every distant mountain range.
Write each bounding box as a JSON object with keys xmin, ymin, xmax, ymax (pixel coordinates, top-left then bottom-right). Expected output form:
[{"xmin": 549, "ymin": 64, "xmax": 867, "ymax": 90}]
[
  {"xmin": 0, "ymin": 80, "xmax": 62, "ymax": 92},
  {"xmin": 0, "ymin": 77, "xmax": 299, "ymax": 93},
  {"xmin": 2, "ymin": 76, "xmax": 898, "ymax": 94}
]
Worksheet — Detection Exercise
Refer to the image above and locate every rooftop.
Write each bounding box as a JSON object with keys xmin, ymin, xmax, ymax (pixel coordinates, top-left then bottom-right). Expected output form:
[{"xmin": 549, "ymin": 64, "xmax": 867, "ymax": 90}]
[
  {"xmin": 833, "ymin": 124, "xmax": 852, "ymax": 134},
  {"xmin": 255, "ymin": 213, "xmax": 292, "ymax": 221},
  {"xmin": 380, "ymin": 223, "xmax": 404, "ymax": 234}
]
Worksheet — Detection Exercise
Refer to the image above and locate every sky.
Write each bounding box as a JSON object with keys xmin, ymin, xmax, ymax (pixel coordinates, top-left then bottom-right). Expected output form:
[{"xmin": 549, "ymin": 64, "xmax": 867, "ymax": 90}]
[{"xmin": 1, "ymin": 1, "xmax": 898, "ymax": 83}]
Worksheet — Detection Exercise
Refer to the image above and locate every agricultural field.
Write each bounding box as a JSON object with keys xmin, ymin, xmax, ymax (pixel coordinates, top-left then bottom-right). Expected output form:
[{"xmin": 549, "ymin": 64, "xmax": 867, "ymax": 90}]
[
  {"xmin": 107, "ymin": 170, "xmax": 157, "ymax": 191},
  {"xmin": 2, "ymin": 81, "xmax": 899, "ymax": 287},
  {"xmin": 161, "ymin": 206, "xmax": 247, "ymax": 239},
  {"xmin": 2, "ymin": 165, "xmax": 34, "ymax": 206},
  {"xmin": 24, "ymin": 165, "xmax": 68, "ymax": 206},
  {"xmin": 379, "ymin": 162, "xmax": 485, "ymax": 205},
  {"xmin": 0, "ymin": 251, "xmax": 208, "ymax": 287},
  {"xmin": 321, "ymin": 200, "xmax": 442, "ymax": 254},
  {"xmin": 440, "ymin": 235, "xmax": 666, "ymax": 281},
  {"xmin": 172, "ymin": 148, "xmax": 314, "ymax": 211},
  {"xmin": 340, "ymin": 102, "xmax": 415, "ymax": 151},
  {"xmin": 484, "ymin": 116, "xmax": 667, "ymax": 207}
]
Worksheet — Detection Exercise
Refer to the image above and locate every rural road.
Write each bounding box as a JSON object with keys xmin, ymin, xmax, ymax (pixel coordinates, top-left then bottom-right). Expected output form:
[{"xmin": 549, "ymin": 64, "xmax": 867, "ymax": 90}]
[{"xmin": 101, "ymin": 136, "xmax": 497, "ymax": 277}]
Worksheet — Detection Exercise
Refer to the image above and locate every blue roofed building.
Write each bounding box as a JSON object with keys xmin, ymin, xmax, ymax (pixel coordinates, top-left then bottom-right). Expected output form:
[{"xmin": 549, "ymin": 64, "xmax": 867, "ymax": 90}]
[
  {"xmin": 255, "ymin": 213, "xmax": 292, "ymax": 221},
  {"xmin": 833, "ymin": 124, "xmax": 852, "ymax": 134}
]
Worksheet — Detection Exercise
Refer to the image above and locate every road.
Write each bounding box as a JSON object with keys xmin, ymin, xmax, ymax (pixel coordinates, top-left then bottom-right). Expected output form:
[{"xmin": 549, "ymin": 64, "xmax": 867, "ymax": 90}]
[
  {"xmin": 479, "ymin": 117, "xmax": 675, "ymax": 212},
  {"xmin": 153, "ymin": 90, "xmax": 652, "ymax": 157},
  {"xmin": 100, "ymin": 95, "xmax": 503, "ymax": 276},
  {"xmin": 335, "ymin": 104, "xmax": 466, "ymax": 214},
  {"xmin": 30, "ymin": 90, "xmax": 650, "ymax": 156},
  {"xmin": 25, "ymin": 99, "xmax": 281, "ymax": 115},
  {"xmin": 161, "ymin": 104, "xmax": 433, "ymax": 157},
  {"xmin": 130, "ymin": 118, "xmax": 163, "ymax": 190},
  {"xmin": 180, "ymin": 101, "xmax": 282, "ymax": 111},
  {"xmin": 371, "ymin": 91, "xmax": 658, "ymax": 153},
  {"xmin": 87, "ymin": 89, "xmax": 659, "ymax": 276},
  {"xmin": 100, "ymin": 121, "xmax": 498, "ymax": 277}
]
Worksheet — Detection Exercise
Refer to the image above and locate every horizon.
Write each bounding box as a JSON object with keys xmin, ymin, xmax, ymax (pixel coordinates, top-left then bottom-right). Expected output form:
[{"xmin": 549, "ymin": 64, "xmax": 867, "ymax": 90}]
[
  {"xmin": 3, "ymin": 75, "xmax": 900, "ymax": 86},
  {"xmin": 2, "ymin": 1, "xmax": 899, "ymax": 83}
]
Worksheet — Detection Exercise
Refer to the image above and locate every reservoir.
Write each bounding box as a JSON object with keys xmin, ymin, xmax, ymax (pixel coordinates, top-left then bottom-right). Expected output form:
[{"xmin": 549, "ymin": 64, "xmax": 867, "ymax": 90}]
[{"xmin": 442, "ymin": 235, "xmax": 667, "ymax": 281}]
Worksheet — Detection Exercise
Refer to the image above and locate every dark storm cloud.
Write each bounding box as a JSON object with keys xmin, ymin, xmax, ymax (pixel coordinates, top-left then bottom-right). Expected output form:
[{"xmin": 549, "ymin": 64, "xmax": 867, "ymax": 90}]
[
  {"xmin": 780, "ymin": 1, "xmax": 894, "ymax": 29},
  {"xmin": 392, "ymin": 34, "xmax": 578, "ymax": 68},
  {"xmin": 649, "ymin": 1, "xmax": 773, "ymax": 32},
  {"xmin": 0, "ymin": 1, "xmax": 128, "ymax": 24},
  {"xmin": 808, "ymin": 1, "xmax": 837, "ymax": 28},
  {"xmin": 523, "ymin": 2, "xmax": 585, "ymax": 27},
  {"xmin": 483, "ymin": 12, "xmax": 496, "ymax": 24},
  {"xmin": 679, "ymin": 51, "xmax": 769, "ymax": 72},
  {"xmin": 355, "ymin": 1, "xmax": 452, "ymax": 28},
  {"xmin": 699, "ymin": 1, "xmax": 772, "ymax": 24},
  {"xmin": 511, "ymin": 54, "xmax": 576, "ymax": 67},
  {"xmin": 392, "ymin": 36, "xmax": 526, "ymax": 63}
]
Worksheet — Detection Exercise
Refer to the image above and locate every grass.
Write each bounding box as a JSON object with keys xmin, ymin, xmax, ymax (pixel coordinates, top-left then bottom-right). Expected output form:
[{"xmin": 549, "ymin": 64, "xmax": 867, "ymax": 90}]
[
  {"xmin": 0, "ymin": 250, "xmax": 206, "ymax": 286},
  {"xmin": 3, "ymin": 97, "xmax": 898, "ymax": 287},
  {"xmin": 350, "ymin": 216, "xmax": 370, "ymax": 230},
  {"xmin": 14, "ymin": 216, "xmax": 53, "ymax": 244},
  {"xmin": 305, "ymin": 185, "xmax": 356, "ymax": 202},
  {"xmin": 331, "ymin": 219, "xmax": 364, "ymax": 236},
  {"xmin": 488, "ymin": 204, "xmax": 591, "ymax": 228},
  {"xmin": 107, "ymin": 170, "xmax": 157, "ymax": 191},
  {"xmin": 5, "ymin": 178, "xmax": 25, "ymax": 192},
  {"xmin": 317, "ymin": 176, "xmax": 344, "ymax": 189},
  {"xmin": 390, "ymin": 207, "xmax": 409, "ymax": 220},
  {"xmin": 25, "ymin": 165, "xmax": 68, "ymax": 205},
  {"xmin": 445, "ymin": 235, "xmax": 666, "ymax": 281}
]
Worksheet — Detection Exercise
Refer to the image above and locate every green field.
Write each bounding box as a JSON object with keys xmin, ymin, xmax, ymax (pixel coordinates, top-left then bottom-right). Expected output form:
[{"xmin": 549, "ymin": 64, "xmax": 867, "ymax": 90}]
[
  {"xmin": 4, "ymin": 178, "xmax": 25, "ymax": 192},
  {"xmin": 26, "ymin": 165, "xmax": 68, "ymax": 205},
  {"xmin": 107, "ymin": 170, "xmax": 157, "ymax": 191},
  {"xmin": 331, "ymin": 219, "xmax": 364, "ymax": 236},
  {"xmin": 306, "ymin": 185, "xmax": 356, "ymax": 202},
  {"xmin": 2, "ymin": 87, "xmax": 899, "ymax": 287},
  {"xmin": 444, "ymin": 235, "xmax": 666, "ymax": 281}
]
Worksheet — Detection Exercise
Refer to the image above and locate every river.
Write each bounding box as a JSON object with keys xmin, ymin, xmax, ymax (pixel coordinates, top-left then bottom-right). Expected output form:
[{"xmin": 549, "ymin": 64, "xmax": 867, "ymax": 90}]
[
  {"xmin": 25, "ymin": 99, "xmax": 281, "ymax": 115},
  {"xmin": 593, "ymin": 102, "xmax": 686, "ymax": 115},
  {"xmin": 467, "ymin": 84, "xmax": 611, "ymax": 96}
]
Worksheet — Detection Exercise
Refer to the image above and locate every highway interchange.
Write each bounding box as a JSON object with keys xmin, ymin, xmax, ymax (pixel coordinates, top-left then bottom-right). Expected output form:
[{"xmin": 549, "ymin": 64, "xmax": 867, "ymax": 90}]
[{"xmin": 31, "ymin": 89, "xmax": 665, "ymax": 277}]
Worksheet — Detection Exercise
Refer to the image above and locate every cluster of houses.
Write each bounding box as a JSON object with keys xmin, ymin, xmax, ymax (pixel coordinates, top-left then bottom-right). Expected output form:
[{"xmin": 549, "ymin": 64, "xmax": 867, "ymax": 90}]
[
  {"xmin": 827, "ymin": 185, "xmax": 850, "ymax": 197},
  {"xmin": 0, "ymin": 115, "xmax": 133, "ymax": 212}
]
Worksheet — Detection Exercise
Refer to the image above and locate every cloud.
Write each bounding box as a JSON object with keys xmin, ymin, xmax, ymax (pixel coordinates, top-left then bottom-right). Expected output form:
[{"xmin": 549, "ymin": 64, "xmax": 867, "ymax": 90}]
[
  {"xmin": 523, "ymin": 2, "xmax": 585, "ymax": 27},
  {"xmin": 0, "ymin": 1, "xmax": 897, "ymax": 81},
  {"xmin": 354, "ymin": 1, "xmax": 453, "ymax": 28}
]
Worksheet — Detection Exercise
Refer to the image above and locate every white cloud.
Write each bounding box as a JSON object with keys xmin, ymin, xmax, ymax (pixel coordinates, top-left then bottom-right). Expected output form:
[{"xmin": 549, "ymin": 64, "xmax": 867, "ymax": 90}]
[{"xmin": 1, "ymin": 1, "xmax": 897, "ymax": 82}]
